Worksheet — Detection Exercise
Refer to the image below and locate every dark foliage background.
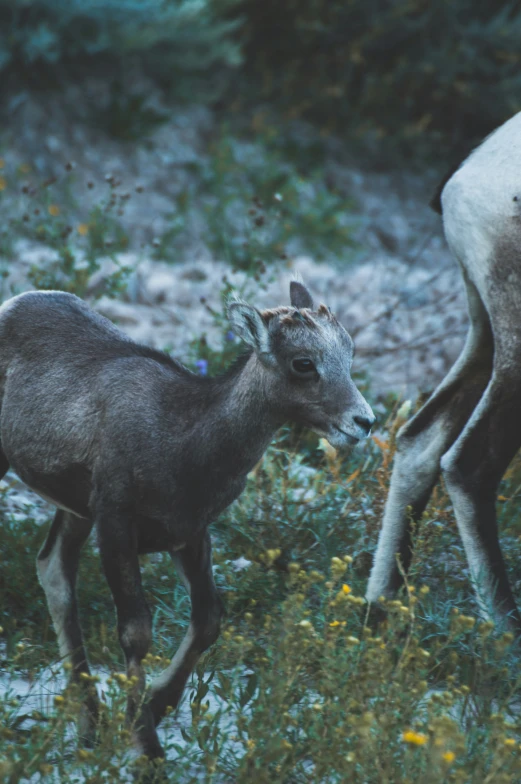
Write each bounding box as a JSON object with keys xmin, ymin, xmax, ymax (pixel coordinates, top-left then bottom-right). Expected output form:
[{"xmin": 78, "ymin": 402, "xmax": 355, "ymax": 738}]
[
  {"xmin": 2, "ymin": 0, "xmax": 521, "ymax": 160},
  {"xmin": 239, "ymin": 0, "xmax": 521, "ymax": 159}
]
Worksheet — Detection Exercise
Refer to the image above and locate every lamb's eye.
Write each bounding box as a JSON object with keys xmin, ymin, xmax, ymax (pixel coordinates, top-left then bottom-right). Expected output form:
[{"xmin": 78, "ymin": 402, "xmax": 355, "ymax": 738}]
[{"xmin": 291, "ymin": 358, "xmax": 316, "ymax": 375}]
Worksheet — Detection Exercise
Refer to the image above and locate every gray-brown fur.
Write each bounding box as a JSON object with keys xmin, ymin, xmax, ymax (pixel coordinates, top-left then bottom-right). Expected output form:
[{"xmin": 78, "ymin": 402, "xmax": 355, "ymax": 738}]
[
  {"xmin": 2, "ymin": 281, "xmax": 373, "ymax": 758},
  {"xmin": 366, "ymin": 111, "xmax": 521, "ymax": 632}
]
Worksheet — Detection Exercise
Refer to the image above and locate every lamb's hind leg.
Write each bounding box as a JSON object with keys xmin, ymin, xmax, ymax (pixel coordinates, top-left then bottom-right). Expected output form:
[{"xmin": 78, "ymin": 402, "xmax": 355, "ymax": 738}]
[
  {"xmin": 367, "ymin": 277, "xmax": 493, "ymax": 603},
  {"xmin": 148, "ymin": 530, "xmax": 224, "ymax": 727},
  {"xmin": 36, "ymin": 510, "xmax": 98, "ymax": 743}
]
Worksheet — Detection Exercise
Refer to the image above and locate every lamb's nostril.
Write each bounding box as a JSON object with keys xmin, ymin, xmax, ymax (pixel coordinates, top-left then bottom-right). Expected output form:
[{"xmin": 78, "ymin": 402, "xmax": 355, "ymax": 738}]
[{"xmin": 354, "ymin": 414, "xmax": 375, "ymax": 434}]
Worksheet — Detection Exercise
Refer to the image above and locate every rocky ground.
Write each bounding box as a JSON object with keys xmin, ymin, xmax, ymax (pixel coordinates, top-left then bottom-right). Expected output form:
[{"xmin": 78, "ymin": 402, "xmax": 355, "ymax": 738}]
[{"xmin": 0, "ymin": 84, "xmax": 469, "ymax": 400}]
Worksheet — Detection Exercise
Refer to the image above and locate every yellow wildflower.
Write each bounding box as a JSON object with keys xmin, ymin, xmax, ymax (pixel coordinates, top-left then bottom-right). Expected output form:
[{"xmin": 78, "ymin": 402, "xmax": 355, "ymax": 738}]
[
  {"xmin": 342, "ymin": 584, "xmax": 351, "ymax": 595},
  {"xmin": 77, "ymin": 223, "xmax": 89, "ymax": 236},
  {"xmin": 504, "ymin": 738, "xmax": 516, "ymax": 747},
  {"xmin": 442, "ymin": 751, "xmax": 455, "ymax": 763},
  {"xmin": 48, "ymin": 204, "xmax": 60, "ymax": 216},
  {"xmin": 402, "ymin": 730, "xmax": 427, "ymax": 745},
  {"xmin": 319, "ymin": 438, "xmax": 337, "ymax": 459},
  {"xmin": 329, "ymin": 620, "xmax": 340, "ymax": 627}
]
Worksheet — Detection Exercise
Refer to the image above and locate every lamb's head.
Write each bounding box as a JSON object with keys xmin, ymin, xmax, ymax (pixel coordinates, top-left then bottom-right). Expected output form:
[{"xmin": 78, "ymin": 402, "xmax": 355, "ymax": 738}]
[{"xmin": 227, "ymin": 281, "xmax": 374, "ymax": 448}]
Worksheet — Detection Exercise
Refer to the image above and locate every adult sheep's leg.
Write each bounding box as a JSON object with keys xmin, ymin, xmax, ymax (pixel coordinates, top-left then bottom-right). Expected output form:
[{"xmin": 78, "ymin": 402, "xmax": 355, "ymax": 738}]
[
  {"xmin": 37, "ymin": 510, "xmax": 98, "ymax": 743},
  {"xmin": 366, "ymin": 278, "xmax": 493, "ymax": 603},
  {"xmin": 440, "ymin": 258, "xmax": 521, "ymax": 630},
  {"xmin": 95, "ymin": 503, "xmax": 161, "ymax": 759},
  {"xmin": 441, "ymin": 364, "xmax": 521, "ymax": 628},
  {"xmin": 148, "ymin": 530, "xmax": 224, "ymax": 727}
]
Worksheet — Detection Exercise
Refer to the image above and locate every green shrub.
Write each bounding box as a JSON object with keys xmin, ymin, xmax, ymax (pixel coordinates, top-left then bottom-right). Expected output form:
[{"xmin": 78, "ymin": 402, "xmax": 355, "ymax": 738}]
[
  {"xmin": 237, "ymin": 0, "xmax": 521, "ymax": 160},
  {"xmin": 0, "ymin": 158, "xmax": 138, "ymax": 299},
  {"xmin": 0, "ymin": 0, "xmax": 241, "ymax": 88},
  {"xmin": 156, "ymin": 124, "xmax": 356, "ymax": 270}
]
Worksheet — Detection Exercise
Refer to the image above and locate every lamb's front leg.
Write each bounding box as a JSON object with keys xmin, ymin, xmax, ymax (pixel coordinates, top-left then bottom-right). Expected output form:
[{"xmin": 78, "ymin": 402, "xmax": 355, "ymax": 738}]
[
  {"xmin": 96, "ymin": 504, "xmax": 162, "ymax": 759},
  {"xmin": 148, "ymin": 530, "xmax": 224, "ymax": 726}
]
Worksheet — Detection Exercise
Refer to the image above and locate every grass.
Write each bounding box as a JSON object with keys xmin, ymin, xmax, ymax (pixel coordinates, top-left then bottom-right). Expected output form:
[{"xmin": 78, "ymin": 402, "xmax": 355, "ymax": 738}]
[{"xmin": 3, "ymin": 414, "xmax": 521, "ymax": 783}]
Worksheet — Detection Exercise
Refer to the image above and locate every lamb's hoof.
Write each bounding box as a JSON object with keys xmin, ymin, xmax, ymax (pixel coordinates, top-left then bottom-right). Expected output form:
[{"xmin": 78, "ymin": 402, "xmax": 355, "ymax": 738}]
[{"xmin": 132, "ymin": 704, "xmax": 165, "ymax": 759}]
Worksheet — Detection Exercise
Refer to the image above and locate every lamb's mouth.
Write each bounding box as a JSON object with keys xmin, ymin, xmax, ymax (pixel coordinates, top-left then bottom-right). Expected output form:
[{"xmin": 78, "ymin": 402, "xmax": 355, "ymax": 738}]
[
  {"xmin": 310, "ymin": 423, "xmax": 361, "ymax": 446},
  {"xmin": 330, "ymin": 425, "xmax": 361, "ymax": 444}
]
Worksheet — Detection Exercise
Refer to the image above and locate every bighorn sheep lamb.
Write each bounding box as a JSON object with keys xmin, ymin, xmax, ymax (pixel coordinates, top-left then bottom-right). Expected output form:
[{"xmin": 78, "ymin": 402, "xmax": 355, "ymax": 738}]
[{"xmin": 1, "ymin": 281, "xmax": 374, "ymax": 758}]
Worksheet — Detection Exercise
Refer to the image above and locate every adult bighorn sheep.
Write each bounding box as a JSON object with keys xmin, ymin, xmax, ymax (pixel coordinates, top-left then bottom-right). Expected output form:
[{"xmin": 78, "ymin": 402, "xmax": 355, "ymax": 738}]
[
  {"xmin": 367, "ymin": 111, "xmax": 521, "ymax": 630},
  {"xmin": 1, "ymin": 281, "xmax": 373, "ymax": 758}
]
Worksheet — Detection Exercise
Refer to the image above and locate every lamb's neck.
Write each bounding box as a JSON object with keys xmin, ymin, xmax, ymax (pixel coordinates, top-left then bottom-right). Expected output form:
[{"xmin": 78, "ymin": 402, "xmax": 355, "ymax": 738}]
[{"xmin": 207, "ymin": 354, "xmax": 280, "ymax": 475}]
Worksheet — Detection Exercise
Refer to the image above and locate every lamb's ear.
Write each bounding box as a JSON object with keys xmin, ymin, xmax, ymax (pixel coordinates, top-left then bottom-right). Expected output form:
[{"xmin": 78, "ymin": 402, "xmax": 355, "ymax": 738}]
[
  {"xmin": 290, "ymin": 280, "xmax": 314, "ymax": 309},
  {"xmin": 227, "ymin": 298, "xmax": 271, "ymax": 354}
]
